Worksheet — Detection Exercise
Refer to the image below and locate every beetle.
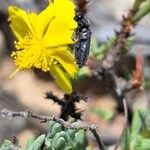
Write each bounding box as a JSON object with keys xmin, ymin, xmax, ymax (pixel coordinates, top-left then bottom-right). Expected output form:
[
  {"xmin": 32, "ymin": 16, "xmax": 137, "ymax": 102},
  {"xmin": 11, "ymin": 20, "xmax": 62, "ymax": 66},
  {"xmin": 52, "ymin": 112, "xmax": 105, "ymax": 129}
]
[{"xmin": 74, "ymin": 12, "xmax": 92, "ymax": 68}]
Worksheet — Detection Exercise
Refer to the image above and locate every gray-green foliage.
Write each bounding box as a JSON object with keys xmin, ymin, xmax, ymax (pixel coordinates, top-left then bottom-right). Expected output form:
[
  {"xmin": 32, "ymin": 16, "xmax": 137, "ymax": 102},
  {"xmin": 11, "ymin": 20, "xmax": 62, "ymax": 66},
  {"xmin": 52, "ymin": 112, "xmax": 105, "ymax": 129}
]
[
  {"xmin": 90, "ymin": 36, "xmax": 135, "ymax": 60},
  {"xmin": 0, "ymin": 139, "xmax": 20, "ymax": 150},
  {"xmin": 90, "ymin": 37, "xmax": 116, "ymax": 60},
  {"xmin": 121, "ymin": 108, "xmax": 150, "ymax": 150},
  {"xmin": 0, "ymin": 121, "xmax": 89, "ymax": 150},
  {"xmin": 43, "ymin": 121, "xmax": 89, "ymax": 150},
  {"xmin": 133, "ymin": 0, "xmax": 150, "ymax": 22}
]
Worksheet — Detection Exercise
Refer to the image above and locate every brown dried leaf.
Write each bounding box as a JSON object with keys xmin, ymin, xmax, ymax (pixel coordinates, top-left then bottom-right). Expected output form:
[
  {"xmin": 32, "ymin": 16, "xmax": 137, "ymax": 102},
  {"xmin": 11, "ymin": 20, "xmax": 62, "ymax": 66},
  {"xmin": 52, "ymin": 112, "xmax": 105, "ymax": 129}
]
[{"xmin": 131, "ymin": 50, "xmax": 144, "ymax": 90}]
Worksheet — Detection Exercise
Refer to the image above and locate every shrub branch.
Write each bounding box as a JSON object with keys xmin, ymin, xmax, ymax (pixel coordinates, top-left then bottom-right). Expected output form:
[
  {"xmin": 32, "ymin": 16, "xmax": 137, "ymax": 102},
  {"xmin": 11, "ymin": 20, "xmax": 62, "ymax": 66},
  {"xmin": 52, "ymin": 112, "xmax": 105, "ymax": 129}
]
[{"xmin": 1, "ymin": 108, "xmax": 106, "ymax": 150}]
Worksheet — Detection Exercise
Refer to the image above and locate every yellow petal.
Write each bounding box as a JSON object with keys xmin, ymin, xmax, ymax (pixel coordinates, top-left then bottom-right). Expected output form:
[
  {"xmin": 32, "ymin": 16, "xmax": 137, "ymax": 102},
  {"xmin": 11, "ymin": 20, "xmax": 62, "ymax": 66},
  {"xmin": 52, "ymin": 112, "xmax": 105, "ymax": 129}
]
[
  {"xmin": 50, "ymin": 62, "xmax": 73, "ymax": 94},
  {"xmin": 53, "ymin": 0, "xmax": 77, "ymax": 29},
  {"xmin": 51, "ymin": 47, "xmax": 78, "ymax": 78},
  {"xmin": 43, "ymin": 0, "xmax": 77, "ymax": 46},
  {"xmin": 36, "ymin": 2, "xmax": 54, "ymax": 39},
  {"xmin": 8, "ymin": 6, "xmax": 35, "ymax": 39}
]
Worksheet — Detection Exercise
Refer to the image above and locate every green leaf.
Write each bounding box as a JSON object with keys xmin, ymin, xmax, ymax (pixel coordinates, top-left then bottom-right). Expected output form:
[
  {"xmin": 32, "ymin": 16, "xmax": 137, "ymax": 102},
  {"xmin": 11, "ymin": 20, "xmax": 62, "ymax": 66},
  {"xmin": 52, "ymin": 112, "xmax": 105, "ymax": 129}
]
[
  {"xmin": 0, "ymin": 139, "xmax": 20, "ymax": 150},
  {"xmin": 0, "ymin": 121, "xmax": 90, "ymax": 150},
  {"xmin": 65, "ymin": 129, "xmax": 76, "ymax": 146},
  {"xmin": 50, "ymin": 122, "xmax": 62, "ymax": 138},
  {"xmin": 138, "ymin": 108, "xmax": 150, "ymax": 131},
  {"xmin": 136, "ymin": 138, "xmax": 150, "ymax": 150},
  {"xmin": 120, "ymin": 127, "xmax": 130, "ymax": 150},
  {"xmin": 133, "ymin": 0, "xmax": 147, "ymax": 12},
  {"xmin": 44, "ymin": 139, "xmax": 52, "ymax": 149},
  {"xmin": 48, "ymin": 121, "xmax": 56, "ymax": 132},
  {"xmin": 53, "ymin": 131, "xmax": 68, "ymax": 143},
  {"xmin": 2, "ymin": 140, "xmax": 13, "ymax": 147},
  {"xmin": 90, "ymin": 36, "xmax": 116, "ymax": 59},
  {"xmin": 91, "ymin": 107, "xmax": 114, "ymax": 121},
  {"xmin": 54, "ymin": 137, "xmax": 67, "ymax": 150},
  {"xmin": 130, "ymin": 135, "xmax": 142, "ymax": 149},
  {"xmin": 25, "ymin": 137, "xmax": 34, "ymax": 149},
  {"xmin": 52, "ymin": 131, "xmax": 68, "ymax": 149},
  {"xmin": 66, "ymin": 129, "xmax": 75, "ymax": 140},
  {"xmin": 77, "ymin": 67, "xmax": 90, "ymax": 79},
  {"xmin": 140, "ymin": 128, "xmax": 150, "ymax": 138},
  {"xmin": 74, "ymin": 130, "xmax": 88, "ymax": 150},
  {"xmin": 133, "ymin": 0, "xmax": 150, "ymax": 22},
  {"xmin": 123, "ymin": 36, "xmax": 135, "ymax": 53},
  {"xmin": 90, "ymin": 38, "xmax": 99, "ymax": 55},
  {"xmin": 27, "ymin": 134, "xmax": 46, "ymax": 150},
  {"xmin": 130, "ymin": 110, "xmax": 142, "ymax": 140}
]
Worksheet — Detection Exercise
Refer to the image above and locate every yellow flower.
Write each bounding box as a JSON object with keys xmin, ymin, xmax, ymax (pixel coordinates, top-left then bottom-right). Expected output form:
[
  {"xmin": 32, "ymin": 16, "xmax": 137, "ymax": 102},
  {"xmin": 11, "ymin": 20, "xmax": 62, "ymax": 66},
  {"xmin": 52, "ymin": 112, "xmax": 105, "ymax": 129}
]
[{"xmin": 8, "ymin": 0, "xmax": 78, "ymax": 94}]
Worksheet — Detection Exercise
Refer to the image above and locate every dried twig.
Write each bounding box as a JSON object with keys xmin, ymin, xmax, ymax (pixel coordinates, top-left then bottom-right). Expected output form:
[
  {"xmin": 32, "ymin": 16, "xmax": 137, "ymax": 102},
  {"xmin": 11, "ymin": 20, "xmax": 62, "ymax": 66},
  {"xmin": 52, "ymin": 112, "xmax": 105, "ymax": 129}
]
[
  {"xmin": 114, "ymin": 98, "xmax": 128, "ymax": 150},
  {"xmin": 74, "ymin": 0, "xmax": 90, "ymax": 14},
  {"xmin": 91, "ymin": 128, "xmax": 107, "ymax": 150},
  {"xmin": 86, "ymin": 0, "xmax": 144, "ymax": 94},
  {"xmin": 102, "ymin": 0, "xmax": 148, "ymax": 70},
  {"xmin": 102, "ymin": 11, "xmax": 136, "ymax": 70},
  {"xmin": 88, "ymin": 0, "xmax": 145, "ymax": 71},
  {"xmin": 86, "ymin": 1, "xmax": 145, "ymax": 122},
  {"xmin": 1, "ymin": 108, "xmax": 106, "ymax": 150}
]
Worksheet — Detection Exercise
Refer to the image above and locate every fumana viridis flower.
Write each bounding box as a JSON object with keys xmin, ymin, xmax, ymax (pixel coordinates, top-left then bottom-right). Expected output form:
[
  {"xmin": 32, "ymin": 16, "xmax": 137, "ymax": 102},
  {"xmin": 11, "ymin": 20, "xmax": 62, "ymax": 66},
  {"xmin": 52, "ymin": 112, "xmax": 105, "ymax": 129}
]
[{"xmin": 8, "ymin": 0, "xmax": 78, "ymax": 94}]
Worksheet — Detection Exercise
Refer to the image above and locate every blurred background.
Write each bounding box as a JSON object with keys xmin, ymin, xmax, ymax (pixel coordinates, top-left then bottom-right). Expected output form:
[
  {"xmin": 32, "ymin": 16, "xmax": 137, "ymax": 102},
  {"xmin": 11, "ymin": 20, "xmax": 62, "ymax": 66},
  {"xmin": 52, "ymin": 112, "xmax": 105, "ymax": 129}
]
[{"xmin": 0, "ymin": 0, "xmax": 150, "ymax": 149}]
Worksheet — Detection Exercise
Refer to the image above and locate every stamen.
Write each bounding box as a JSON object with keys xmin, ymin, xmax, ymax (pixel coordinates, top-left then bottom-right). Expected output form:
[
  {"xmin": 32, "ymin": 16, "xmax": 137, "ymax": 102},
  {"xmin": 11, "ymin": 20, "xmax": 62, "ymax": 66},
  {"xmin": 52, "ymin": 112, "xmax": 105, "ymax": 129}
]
[{"xmin": 9, "ymin": 68, "xmax": 20, "ymax": 79}]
